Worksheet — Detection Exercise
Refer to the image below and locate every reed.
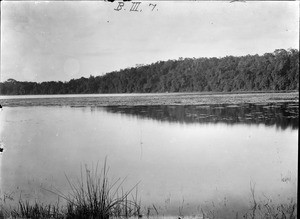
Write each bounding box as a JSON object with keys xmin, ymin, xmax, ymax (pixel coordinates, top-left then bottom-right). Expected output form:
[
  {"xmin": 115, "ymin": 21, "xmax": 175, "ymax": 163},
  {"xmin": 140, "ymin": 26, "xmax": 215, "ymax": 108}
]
[
  {"xmin": 241, "ymin": 183, "xmax": 297, "ymax": 219},
  {"xmin": 8, "ymin": 199, "xmax": 63, "ymax": 219},
  {"xmin": 46, "ymin": 158, "xmax": 141, "ymax": 219},
  {"xmin": 1, "ymin": 168, "xmax": 297, "ymax": 219}
]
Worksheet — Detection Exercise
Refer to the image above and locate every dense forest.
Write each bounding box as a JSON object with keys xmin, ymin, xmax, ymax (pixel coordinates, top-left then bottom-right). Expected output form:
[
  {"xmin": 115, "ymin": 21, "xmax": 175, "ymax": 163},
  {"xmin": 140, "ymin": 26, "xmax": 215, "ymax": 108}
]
[{"xmin": 0, "ymin": 49, "xmax": 298, "ymax": 95}]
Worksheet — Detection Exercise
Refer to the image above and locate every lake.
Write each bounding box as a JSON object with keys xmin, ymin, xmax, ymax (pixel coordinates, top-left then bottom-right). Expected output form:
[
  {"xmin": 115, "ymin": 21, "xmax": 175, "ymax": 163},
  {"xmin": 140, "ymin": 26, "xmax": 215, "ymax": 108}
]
[{"xmin": 0, "ymin": 93, "xmax": 298, "ymax": 218}]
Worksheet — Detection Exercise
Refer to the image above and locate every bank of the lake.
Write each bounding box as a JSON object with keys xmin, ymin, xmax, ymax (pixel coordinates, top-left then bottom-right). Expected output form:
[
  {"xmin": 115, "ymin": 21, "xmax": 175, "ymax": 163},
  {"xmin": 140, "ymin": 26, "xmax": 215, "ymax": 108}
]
[{"xmin": 0, "ymin": 91, "xmax": 298, "ymax": 107}]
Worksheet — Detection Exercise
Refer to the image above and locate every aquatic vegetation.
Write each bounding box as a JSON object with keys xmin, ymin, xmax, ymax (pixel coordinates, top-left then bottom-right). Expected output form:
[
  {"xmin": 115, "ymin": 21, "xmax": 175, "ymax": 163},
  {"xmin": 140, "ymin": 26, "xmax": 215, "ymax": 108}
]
[
  {"xmin": 1, "ymin": 188, "xmax": 297, "ymax": 219},
  {"xmin": 0, "ymin": 159, "xmax": 141, "ymax": 219},
  {"xmin": 197, "ymin": 183, "xmax": 297, "ymax": 219},
  {"xmin": 0, "ymin": 161, "xmax": 297, "ymax": 219},
  {"xmin": 10, "ymin": 200, "xmax": 63, "ymax": 219},
  {"xmin": 45, "ymin": 158, "xmax": 141, "ymax": 219},
  {"xmin": 0, "ymin": 92, "xmax": 298, "ymax": 107},
  {"xmin": 241, "ymin": 183, "xmax": 297, "ymax": 219}
]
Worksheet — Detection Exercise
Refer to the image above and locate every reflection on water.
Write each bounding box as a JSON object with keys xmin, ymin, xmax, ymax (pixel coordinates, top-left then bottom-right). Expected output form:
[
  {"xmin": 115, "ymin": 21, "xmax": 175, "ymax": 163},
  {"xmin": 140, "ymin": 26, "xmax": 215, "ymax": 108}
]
[
  {"xmin": 0, "ymin": 102, "xmax": 298, "ymax": 217},
  {"xmin": 103, "ymin": 102, "xmax": 298, "ymax": 130}
]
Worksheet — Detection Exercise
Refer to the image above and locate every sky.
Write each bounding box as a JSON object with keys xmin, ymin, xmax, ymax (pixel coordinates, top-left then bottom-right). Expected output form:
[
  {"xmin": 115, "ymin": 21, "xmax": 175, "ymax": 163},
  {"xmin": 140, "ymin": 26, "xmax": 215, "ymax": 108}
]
[{"xmin": 1, "ymin": 1, "xmax": 299, "ymax": 82}]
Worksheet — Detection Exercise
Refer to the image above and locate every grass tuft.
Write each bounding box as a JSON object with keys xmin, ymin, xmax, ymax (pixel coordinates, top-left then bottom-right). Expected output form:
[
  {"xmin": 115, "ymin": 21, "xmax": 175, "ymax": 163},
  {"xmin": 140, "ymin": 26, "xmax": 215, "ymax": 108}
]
[
  {"xmin": 9, "ymin": 199, "xmax": 63, "ymax": 219},
  {"xmin": 45, "ymin": 158, "xmax": 141, "ymax": 219}
]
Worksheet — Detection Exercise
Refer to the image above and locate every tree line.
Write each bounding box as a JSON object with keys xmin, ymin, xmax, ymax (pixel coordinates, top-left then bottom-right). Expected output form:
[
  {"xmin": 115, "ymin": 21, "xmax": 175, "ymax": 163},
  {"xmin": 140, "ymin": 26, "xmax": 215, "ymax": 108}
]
[{"xmin": 0, "ymin": 48, "xmax": 298, "ymax": 95}]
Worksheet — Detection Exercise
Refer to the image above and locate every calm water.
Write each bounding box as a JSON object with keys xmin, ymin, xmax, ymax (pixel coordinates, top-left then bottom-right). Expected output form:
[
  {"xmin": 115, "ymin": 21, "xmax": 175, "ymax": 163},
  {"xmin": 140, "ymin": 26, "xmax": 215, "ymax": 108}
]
[{"xmin": 0, "ymin": 95, "xmax": 298, "ymax": 216}]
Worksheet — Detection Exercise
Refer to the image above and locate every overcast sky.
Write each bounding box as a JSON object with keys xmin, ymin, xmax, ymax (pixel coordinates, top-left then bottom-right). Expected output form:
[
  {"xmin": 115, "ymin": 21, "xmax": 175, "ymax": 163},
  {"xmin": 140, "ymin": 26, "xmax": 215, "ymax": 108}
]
[{"xmin": 1, "ymin": 1, "xmax": 299, "ymax": 82}]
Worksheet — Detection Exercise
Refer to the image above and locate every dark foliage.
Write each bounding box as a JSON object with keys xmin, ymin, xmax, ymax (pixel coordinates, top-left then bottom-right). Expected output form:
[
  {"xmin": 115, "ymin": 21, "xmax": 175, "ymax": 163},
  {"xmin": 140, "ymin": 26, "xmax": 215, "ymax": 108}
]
[{"xmin": 0, "ymin": 49, "xmax": 298, "ymax": 95}]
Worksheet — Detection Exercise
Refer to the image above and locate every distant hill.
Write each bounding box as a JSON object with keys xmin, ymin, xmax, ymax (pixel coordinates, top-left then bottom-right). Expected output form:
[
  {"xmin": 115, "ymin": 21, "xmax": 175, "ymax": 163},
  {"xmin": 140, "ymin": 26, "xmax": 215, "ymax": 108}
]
[{"xmin": 0, "ymin": 48, "xmax": 298, "ymax": 95}]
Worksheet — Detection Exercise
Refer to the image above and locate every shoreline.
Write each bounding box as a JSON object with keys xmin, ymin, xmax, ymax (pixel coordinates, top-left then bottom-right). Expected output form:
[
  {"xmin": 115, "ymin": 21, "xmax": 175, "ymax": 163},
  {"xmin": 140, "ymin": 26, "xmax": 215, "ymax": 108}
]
[
  {"xmin": 0, "ymin": 91, "xmax": 298, "ymax": 107},
  {"xmin": 0, "ymin": 90, "xmax": 298, "ymax": 98}
]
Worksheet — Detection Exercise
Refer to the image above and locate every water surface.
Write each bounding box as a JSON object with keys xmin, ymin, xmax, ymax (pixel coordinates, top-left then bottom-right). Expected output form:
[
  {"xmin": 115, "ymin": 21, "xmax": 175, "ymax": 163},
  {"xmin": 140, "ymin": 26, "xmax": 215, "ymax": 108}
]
[{"xmin": 0, "ymin": 95, "xmax": 298, "ymax": 217}]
